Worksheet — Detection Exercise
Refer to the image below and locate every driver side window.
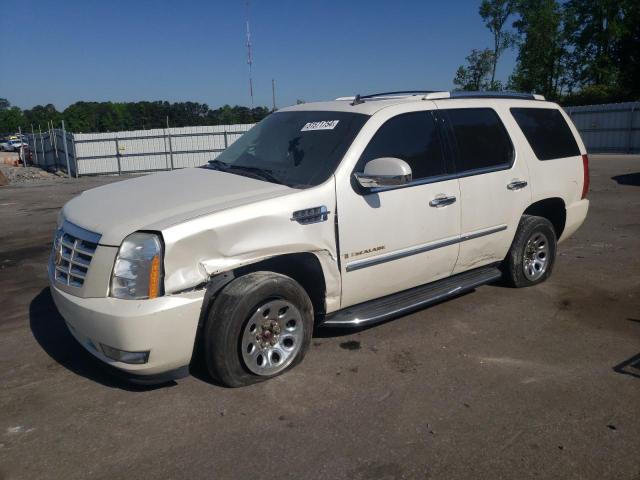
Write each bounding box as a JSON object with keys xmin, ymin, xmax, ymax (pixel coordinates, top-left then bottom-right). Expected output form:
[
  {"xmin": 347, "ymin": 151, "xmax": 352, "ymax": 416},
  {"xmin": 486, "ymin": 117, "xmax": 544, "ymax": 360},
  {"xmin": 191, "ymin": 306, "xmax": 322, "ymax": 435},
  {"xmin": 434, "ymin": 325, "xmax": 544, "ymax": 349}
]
[{"xmin": 358, "ymin": 112, "xmax": 447, "ymax": 181}]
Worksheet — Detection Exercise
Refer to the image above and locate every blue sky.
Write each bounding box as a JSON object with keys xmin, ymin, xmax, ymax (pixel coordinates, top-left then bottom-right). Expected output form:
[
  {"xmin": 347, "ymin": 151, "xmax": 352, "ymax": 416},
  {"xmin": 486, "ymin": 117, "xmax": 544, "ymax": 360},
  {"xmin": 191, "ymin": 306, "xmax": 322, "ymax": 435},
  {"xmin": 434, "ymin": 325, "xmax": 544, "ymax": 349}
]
[{"xmin": 0, "ymin": 0, "xmax": 517, "ymax": 110}]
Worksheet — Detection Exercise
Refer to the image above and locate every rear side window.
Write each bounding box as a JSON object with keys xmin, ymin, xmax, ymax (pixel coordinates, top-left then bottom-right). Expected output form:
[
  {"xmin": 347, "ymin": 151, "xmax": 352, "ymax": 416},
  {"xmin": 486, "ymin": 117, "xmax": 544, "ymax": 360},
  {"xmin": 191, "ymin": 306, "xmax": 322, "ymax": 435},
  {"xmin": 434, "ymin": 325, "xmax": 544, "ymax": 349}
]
[
  {"xmin": 511, "ymin": 108, "xmax": 580, "ymax": 160},
  {"xmin": 444, "ymin": 108, "xmax": 514, "ymax": 174},
  {"xmin": 359, "ymin": 112, "xmax": 446, "ymax": 180}
]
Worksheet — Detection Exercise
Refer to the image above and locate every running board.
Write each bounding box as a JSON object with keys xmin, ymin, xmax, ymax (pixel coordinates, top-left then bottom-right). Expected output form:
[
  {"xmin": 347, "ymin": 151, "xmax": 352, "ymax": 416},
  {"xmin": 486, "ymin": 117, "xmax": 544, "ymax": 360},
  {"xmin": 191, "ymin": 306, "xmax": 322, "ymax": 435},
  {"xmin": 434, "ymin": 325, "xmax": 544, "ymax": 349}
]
[{"xmin": 321, "ymin": 265, "xmax": 502, "ymax": 328}]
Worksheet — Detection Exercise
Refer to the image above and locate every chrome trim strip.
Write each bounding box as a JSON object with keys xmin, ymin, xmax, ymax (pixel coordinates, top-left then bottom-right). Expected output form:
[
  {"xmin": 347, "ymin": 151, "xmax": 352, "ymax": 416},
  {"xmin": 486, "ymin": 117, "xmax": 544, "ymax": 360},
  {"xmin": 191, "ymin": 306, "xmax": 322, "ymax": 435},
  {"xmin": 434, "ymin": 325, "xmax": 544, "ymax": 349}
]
[
  {"xmin": 62, "ymin": 220, "xmax": 102, "ymax": 245},
  {"xmin": 290, "ymin": 206, "xmax": 330, "ymax": 224},
  {"xmin": 460, "ymin": 225, "xmax": 507, "ymax": 242},
  {"xmin": 345, "ymin": 224, "xmax": 507, "ymax": 272}
]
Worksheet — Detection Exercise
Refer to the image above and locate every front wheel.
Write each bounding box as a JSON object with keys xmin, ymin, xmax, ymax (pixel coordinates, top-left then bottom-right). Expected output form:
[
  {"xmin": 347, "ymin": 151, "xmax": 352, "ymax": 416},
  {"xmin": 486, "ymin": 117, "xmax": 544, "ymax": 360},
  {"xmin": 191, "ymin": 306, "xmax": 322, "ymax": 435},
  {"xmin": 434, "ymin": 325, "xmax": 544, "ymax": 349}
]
[
  {"xmin": 203, "ymin": 271, "xmax": 313, "ymax": 387},
  {"xmin": 502, "ymin": 215, "xmax": 557, "ymax": 288}
]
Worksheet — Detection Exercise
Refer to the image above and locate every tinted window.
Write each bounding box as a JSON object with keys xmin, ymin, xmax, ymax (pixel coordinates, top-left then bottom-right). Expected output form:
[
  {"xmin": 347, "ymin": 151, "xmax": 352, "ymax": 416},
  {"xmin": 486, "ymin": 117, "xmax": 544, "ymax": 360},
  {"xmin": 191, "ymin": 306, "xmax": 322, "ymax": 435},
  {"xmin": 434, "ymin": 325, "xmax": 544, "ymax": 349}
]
[
  {"xmin": 358, "ymin": 112, "xmax": 446, "ymax": 180},
  {"xmin": 445, "ymin": 108, "xmax": 514, "ymax": 174},
  {"xmin": 511, "ymin": 108, "xmax": 580, "ymax": 160},
  {"xmin": 213, "ymin": 111, "xmax": 368, "ymax": 188}
]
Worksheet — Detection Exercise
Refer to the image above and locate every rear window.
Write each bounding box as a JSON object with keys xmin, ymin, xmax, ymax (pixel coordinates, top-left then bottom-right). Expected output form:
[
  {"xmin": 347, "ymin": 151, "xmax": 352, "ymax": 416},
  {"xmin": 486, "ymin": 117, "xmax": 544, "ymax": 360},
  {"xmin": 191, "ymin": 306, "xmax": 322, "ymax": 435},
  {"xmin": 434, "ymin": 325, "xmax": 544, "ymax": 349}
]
[
  {"xmin": 510, "ymin": 108, "xmax": 580, "ymax": 160},
  {"xmin": 444, "ymin": 108, "xmax": 514, "ymax": 174}
]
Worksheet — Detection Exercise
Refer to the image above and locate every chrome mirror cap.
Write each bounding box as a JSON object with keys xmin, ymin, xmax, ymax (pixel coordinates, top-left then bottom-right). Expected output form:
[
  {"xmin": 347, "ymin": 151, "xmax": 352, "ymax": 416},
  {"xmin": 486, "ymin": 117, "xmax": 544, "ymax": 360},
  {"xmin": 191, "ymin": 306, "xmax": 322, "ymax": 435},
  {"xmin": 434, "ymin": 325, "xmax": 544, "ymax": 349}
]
[{"xmin": 354, "ymin": 157, "xmax": 412, "ymax": 188}]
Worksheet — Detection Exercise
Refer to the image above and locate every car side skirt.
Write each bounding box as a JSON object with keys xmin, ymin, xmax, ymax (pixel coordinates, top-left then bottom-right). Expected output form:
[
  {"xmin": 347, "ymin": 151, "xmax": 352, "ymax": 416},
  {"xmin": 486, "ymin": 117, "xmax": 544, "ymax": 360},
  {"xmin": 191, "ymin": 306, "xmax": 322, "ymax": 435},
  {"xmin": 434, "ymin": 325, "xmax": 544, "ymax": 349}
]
[{"xmin": 321, "ymin": 265, "xmax": 502, "ymax": 328}]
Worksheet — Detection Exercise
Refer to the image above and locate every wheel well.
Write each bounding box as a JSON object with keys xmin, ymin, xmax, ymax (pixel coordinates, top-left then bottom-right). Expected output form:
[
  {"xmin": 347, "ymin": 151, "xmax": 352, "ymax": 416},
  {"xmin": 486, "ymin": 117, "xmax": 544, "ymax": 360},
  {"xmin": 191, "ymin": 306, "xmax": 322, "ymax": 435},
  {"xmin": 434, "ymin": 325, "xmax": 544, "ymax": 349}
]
[
  {"xmin": 523, "ymin": 198, "xmax": 566, "ymax": 238},
  {"xmin": 235, "ymin": 253, "xmax": 327, "ymax": 316}
]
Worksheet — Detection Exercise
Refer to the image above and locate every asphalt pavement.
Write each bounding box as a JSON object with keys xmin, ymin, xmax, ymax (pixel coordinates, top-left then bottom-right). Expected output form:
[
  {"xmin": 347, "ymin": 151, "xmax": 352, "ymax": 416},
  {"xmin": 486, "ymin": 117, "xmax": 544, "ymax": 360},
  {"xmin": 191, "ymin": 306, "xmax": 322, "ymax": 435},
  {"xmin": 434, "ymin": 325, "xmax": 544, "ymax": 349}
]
[{"xmin": 0, "ymin": 155, "xmax": 639, "ymax": 480}]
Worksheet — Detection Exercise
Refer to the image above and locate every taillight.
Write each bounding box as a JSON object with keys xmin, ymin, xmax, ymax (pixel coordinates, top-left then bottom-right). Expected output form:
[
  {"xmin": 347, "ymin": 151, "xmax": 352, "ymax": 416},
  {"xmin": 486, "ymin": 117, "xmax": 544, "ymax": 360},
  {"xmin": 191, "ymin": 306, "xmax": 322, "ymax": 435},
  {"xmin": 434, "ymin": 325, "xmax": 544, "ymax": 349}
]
[{"xmin": 581, "ymin": 154, "xmax": 589, "ymax": 199}]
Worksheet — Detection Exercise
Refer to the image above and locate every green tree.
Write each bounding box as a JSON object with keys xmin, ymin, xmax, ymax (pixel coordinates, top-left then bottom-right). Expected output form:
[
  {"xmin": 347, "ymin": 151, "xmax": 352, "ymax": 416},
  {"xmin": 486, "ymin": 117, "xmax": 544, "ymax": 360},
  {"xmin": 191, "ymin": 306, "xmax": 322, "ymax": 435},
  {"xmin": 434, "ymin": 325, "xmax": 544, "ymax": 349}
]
[
  {"xmin": 509, "ymin": 0, "xmax": 569, "ymax": 99},
  {"xmin": 0, "ymin": 98, "xmax": 10, "ymax": 111},
  {"xmin": 564, "ymin": 0, "xmax": 625, "ymax": 88},
  {"xmin": 23, "ymin": 104, "xmax": 62, "ymax": 130},
  {"xmin": 616, "ymin": 0, "xmax": 640, "ymax": 98},
  {"xmin": 453, "ymin": 48, "xmax": 495, "ymax": 91},
  {"xmin": 0, "ymin": 107, "xmax": 26, "ymax": 133},
  {"xmin": 479, "ymin": 0, "xmax": 515, "ymax": 89}
]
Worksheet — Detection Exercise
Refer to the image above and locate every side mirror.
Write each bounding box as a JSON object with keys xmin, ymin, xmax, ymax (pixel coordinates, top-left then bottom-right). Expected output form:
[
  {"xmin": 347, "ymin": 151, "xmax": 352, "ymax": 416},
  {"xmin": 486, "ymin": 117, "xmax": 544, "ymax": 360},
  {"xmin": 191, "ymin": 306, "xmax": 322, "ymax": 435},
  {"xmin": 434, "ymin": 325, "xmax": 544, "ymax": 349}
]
[{"xmin": 354, "ymin": 157, "xmax": 412, "ymax": 189}]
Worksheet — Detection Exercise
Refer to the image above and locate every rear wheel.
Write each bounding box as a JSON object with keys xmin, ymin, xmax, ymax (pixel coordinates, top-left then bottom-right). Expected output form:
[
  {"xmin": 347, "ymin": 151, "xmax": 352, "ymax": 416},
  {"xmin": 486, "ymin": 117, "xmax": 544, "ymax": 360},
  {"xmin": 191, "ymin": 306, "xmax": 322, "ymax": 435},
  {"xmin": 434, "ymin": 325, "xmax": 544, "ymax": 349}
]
[
  {"xmin": 203, "ymin": 271, "xmax": 313, "ymax": 387},
  {"xmin": 503, "ymin": 215, "xmax": 557, "ymax": 288}
]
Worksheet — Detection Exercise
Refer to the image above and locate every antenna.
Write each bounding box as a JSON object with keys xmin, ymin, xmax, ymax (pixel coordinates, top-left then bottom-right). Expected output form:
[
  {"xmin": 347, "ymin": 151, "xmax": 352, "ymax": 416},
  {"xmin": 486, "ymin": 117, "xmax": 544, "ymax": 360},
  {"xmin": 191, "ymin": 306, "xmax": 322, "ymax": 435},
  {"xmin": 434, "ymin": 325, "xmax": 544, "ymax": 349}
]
[
  {"xmin": 272, "ymin": 78, "xmax": 276, "ymax": 110},
  {"xmin": 245, "ymin": 0, "xmax": 254, "ymax": 109}
]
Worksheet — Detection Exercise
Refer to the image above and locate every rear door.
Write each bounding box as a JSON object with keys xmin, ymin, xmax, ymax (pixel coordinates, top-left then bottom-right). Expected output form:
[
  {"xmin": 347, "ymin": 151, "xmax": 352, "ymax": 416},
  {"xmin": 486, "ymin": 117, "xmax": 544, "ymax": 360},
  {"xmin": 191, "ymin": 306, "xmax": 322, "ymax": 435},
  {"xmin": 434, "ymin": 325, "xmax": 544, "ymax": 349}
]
[
  {"xmin": 336, "ymin": 109, "xmax": 461, "ymax": 308},
  {"xmin": 435, "ymin": 103, "xmax": 532, "ymax": 274}
]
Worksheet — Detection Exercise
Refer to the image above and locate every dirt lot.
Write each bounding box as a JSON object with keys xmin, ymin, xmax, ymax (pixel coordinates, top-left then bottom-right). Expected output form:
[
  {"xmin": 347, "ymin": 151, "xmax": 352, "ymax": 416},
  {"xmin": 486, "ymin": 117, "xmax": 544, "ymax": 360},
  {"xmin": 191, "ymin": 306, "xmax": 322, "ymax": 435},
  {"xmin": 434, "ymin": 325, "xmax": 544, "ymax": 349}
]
[{"xmin": 0, "ymin": 155, "xmax": 639, "ymax": 480}]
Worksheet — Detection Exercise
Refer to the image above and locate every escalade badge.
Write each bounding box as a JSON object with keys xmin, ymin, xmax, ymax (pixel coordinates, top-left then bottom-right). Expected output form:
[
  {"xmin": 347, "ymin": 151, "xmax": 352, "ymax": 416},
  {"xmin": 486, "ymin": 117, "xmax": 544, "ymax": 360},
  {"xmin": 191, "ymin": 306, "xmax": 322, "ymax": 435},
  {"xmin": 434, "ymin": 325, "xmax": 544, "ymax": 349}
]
[{"xmin": 344, "ymin": 245, "xmax": 385, "ymax": 260}]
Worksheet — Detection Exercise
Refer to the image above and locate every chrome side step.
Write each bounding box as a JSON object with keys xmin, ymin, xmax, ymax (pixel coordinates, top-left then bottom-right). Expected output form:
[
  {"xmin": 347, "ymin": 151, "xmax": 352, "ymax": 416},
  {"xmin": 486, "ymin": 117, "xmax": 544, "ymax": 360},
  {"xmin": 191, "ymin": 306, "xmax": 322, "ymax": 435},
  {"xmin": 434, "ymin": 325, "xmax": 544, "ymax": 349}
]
[{"xmin": 321, "ymin": 265, "xmax": 502, "ymax": 328}]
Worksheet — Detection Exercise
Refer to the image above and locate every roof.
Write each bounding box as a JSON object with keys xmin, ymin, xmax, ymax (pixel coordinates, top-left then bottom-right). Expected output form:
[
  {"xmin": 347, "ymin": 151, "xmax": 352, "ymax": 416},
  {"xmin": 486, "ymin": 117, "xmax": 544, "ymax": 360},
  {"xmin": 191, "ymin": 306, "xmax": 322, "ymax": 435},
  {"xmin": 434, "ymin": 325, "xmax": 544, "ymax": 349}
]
[
  {"xmin": 278, "ymin": 91, "xmax": 548, "ymax": 116},
  {"xmin": 278, "ymin": 98, "xmax": 417, "ymax": 116}
]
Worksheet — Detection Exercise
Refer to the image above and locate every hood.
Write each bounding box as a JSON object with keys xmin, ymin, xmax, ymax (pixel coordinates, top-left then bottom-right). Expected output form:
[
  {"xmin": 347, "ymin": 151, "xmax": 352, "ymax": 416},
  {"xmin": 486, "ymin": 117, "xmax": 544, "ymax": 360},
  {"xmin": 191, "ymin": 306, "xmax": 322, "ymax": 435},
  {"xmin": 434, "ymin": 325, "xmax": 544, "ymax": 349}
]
[{"xmin": 63, "ymin": 167, "xmax": 292, "ymax": 246}]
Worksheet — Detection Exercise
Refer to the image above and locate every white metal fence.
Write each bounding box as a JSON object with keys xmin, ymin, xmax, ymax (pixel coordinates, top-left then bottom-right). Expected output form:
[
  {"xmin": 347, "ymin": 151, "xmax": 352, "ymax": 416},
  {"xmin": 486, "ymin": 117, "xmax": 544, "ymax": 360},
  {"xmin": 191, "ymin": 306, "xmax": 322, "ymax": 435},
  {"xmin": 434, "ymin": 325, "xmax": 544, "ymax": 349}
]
[
  {"xmin": 564, "ymin": 102, "xmax": 639, "ymax": 154},
  {"xmin": 26, "ymin": 123, "xmax": 254, "ymax": 177},
  {"xmin": 23, "ymin": 101, "xmax": 639, "ymax": 178}
]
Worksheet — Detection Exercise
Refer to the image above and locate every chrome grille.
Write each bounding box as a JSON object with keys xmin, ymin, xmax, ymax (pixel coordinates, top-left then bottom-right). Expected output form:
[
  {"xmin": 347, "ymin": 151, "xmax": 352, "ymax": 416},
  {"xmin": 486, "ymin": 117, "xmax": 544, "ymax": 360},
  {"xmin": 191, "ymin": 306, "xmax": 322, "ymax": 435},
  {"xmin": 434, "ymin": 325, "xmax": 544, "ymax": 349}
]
[{"xmin": 52, "ymin": 222, "xmax": 101, "ymax": 288}]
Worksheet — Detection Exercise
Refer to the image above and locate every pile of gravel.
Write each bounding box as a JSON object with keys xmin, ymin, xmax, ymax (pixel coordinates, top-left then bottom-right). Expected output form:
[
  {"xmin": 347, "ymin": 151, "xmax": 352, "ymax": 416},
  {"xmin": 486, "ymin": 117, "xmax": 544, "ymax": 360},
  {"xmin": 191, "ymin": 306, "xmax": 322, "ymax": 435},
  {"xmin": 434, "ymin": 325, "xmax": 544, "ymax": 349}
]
[{"xmin": 0, "ymin": 164, "xmax": 68, "ymax": 185}]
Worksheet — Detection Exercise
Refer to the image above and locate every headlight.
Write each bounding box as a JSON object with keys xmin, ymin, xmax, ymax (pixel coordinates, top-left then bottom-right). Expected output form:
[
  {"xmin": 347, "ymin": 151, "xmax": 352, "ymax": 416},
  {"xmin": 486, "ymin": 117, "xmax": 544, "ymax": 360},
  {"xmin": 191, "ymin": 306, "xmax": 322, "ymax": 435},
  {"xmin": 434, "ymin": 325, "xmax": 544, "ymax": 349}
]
[{"xmin": 110, "ymin": 232, "xmax": 163, "ymax": 300}]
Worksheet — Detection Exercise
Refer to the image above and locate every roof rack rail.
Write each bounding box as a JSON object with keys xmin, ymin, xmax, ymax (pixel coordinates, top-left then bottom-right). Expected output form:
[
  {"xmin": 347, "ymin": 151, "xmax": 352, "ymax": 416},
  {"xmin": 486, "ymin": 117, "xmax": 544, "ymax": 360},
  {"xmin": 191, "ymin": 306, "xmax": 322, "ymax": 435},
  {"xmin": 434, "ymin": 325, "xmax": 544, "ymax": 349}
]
[
  {"xmin": 335, "ymin": 90, "xmax": 443, "ymax": 103},
  {"xmin": 359, "ymin": 90, "xmax": 438, "ymax": 99},
  {"xmin": 449, "ymin": 91, "xmax": 545, "ymax": 101},
  {"xmin": 335, "ymin": 90, "xmax": 545, "ymax": 105}
]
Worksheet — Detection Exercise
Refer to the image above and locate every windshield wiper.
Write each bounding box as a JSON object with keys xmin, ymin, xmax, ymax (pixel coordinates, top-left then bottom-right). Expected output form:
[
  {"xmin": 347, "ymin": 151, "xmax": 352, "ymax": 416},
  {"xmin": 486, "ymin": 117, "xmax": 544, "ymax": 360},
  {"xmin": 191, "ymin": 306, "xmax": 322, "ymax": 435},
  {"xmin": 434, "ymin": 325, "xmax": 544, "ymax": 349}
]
[
  {"xmin": 207, "ymin": 160, "xmax": 282, "ymax": 185},
  {"xmin": 225, "ymin": 165, "xmax": 281, "ymax": 184},
  {"xmin": 207, "ymin": 159, "xmax": 230, "ymax": 171}
]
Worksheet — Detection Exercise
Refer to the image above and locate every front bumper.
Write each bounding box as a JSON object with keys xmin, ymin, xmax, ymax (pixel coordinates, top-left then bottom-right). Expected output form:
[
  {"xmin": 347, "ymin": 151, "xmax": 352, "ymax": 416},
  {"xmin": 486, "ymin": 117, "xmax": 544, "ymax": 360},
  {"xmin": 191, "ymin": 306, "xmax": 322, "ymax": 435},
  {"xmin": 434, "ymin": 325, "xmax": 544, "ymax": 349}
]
[{"xmin": 49, "ymin": 280, "xmax": 205, "ymax": 378}]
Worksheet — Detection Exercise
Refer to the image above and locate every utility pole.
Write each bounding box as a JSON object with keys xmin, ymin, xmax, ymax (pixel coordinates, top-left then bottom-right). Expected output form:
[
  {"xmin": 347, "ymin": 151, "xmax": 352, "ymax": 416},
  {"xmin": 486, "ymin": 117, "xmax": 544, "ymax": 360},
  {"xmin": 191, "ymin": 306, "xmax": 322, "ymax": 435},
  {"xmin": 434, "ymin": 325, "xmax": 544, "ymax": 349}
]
[
  {"xmin": 245, "ymin": 0, "xmax": 254, "ymax": 109},
  {"xmin": 272, "ymin": 78, "xmax": 277, "ymax": 111}
]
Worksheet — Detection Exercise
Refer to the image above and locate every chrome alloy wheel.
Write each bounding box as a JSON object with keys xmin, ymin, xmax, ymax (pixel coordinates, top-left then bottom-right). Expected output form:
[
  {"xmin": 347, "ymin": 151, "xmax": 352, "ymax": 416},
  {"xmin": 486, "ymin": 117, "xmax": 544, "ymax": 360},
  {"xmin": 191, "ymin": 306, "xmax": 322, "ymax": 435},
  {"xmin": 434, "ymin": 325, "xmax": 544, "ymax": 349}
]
[
  {"xmin": 523, "ymin": 232, "xmax": 549, "ymax": 281},
  {"xmin": 241, "ymin": 299, "xmax": 304, "ymax": 376}
]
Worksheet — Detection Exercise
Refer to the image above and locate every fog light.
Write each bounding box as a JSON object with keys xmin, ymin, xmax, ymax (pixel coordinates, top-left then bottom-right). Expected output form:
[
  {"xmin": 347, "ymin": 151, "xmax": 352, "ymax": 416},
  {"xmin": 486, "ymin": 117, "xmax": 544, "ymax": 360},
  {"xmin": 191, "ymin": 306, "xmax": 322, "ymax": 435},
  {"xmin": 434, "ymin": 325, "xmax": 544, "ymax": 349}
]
[{"xmin": 100, "ymin": 344, "xmax": 150, "ymax": 364}]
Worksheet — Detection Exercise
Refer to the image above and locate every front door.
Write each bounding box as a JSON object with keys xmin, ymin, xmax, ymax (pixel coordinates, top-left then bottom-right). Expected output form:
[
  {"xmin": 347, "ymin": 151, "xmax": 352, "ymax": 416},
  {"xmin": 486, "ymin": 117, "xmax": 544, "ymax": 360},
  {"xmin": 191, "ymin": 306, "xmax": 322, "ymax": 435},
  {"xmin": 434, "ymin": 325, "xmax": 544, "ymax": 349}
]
[{"xmin": 336, "ymin": 110, "xmax": 461, "ymax": 308}]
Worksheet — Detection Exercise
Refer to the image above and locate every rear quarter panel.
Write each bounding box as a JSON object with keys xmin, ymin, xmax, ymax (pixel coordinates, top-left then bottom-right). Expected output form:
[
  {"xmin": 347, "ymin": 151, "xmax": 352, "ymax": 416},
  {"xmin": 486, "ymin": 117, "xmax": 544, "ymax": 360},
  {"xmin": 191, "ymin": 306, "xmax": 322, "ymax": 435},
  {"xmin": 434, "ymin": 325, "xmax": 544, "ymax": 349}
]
[{"xmin": 508, "ymin": 101, "xmax": 586, "ymax": 211}]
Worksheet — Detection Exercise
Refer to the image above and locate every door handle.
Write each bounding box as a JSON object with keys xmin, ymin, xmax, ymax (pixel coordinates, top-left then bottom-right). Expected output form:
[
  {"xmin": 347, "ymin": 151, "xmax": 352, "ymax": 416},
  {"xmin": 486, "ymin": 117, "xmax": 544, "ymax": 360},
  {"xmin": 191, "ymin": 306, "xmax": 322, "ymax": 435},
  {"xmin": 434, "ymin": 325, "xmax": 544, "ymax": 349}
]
[
  {"xmin": 429, "ymin": 195, "xmax": 457, "ymax": 208},
  {"xmin": 507, "ymin": 180, "xmax": 528, "ymax": 190}
]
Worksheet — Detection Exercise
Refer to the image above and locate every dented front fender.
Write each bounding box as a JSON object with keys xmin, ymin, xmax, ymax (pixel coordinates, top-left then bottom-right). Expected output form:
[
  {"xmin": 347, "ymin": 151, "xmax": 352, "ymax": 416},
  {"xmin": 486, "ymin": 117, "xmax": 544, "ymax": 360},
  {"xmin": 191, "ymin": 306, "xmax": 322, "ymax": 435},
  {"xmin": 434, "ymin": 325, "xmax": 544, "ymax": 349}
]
[{"xmin": 159, "ymin": 179, "xmax": 341, "ymax": 312}]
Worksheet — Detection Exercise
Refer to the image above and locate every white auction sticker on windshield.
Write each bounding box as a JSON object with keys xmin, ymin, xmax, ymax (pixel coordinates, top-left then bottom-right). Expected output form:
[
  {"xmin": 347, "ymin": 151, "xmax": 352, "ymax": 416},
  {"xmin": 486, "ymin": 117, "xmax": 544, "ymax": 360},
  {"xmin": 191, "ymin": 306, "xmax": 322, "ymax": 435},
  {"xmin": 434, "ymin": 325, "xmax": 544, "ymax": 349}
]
[{"xmin": 301, "ymin": 120, "xmax": 339, "ymax": 131}]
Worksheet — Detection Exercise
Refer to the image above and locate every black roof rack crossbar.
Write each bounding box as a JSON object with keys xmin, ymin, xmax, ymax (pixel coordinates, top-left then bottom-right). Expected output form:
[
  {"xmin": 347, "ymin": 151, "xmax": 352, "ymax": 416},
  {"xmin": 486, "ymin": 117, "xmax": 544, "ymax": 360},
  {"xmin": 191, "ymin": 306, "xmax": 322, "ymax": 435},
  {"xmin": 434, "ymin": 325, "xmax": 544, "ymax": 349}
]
[
  {"xmin": 449, "ymin": 91, "xmax": 542, "ymax": 100},
  {"xmin": 359, "ymin": 90, "xmax": 438, "ymax": 99}
]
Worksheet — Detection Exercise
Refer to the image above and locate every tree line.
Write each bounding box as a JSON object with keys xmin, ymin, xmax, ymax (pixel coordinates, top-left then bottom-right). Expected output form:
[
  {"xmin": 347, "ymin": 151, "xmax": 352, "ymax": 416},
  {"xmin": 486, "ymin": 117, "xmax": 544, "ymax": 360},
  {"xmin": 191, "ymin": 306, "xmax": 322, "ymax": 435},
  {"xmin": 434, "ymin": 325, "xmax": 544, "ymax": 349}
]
[
  {"xmin": 454, "ymin": 0, "xmax": 639, "ymax": 105},
  {"xmin": 0, "ymin": 98, "xmax": 271, "ymax": 134}
]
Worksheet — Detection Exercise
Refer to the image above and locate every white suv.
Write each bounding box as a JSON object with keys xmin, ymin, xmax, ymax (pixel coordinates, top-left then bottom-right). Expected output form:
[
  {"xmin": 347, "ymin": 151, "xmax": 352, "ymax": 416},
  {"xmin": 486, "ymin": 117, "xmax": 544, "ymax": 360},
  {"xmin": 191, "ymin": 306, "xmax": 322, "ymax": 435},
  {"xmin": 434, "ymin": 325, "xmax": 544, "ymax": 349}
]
[{"xmin": 49, "ymin": 91, "xmax": 589, "ymax": 387}]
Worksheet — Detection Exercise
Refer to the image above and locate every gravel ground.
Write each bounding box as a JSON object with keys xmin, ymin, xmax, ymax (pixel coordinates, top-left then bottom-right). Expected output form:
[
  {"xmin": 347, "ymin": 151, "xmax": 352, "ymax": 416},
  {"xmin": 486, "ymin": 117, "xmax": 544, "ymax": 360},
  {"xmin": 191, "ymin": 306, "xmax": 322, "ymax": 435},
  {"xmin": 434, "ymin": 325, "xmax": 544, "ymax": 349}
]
[
  {"xmin": 0, "ymin": 153, "xmax": 67, "ymax": 185},
  {"xmin": 0, "ymin": 155, "xmax": 639, "ymax": 480},
  {"xmin": 0, "ymin": 164, "xmax": 65, "ymax": 184}
]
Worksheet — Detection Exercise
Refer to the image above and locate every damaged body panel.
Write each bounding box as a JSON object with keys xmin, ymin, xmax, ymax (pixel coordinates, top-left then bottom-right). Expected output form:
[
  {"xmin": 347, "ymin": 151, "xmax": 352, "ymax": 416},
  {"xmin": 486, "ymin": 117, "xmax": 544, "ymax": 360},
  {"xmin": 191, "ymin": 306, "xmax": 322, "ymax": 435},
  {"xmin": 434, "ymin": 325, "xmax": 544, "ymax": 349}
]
[{"xmin": 159, "ymin": 178, "xmax": 341, "ymax": 313}]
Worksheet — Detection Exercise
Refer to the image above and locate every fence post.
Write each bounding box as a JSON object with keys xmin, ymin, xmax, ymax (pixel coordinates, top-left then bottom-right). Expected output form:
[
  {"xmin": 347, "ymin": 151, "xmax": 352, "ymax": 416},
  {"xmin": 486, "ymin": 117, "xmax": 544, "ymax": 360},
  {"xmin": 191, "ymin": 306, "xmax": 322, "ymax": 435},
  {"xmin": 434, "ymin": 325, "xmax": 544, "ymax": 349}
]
[
  {"xmin": 628, "ymin": 106, "xmax": 636, "ymax": 154},
  {"xmin": 61, "ymin": 120, "xmax": 71, "ymax": 178},
  {"xmin": 18, "ymin": 127, "xmax": 26, "ymax": 167},
  {"xmin": 31, "ymin": 125, "xmax": 38, "ymax": 165},
  {"xmin": 72, "ymin": 136, "xmax": 79, "ymax": 178},
  {"xmin": 166, "ymin": 129, "xmax": 174, "ymax": 170},
  {"xmin": 52, "ymin": 121, "xmax": 59, "ymax": 165},
  {"xmin": 39, "ymin": 126, "xmax": 45, "ymax": 167},
  {"xmin": 115, "ymin": 136, "xmax": 122, "ymax": 175},
  {"xmin": 223, "ymin": 131, "xmax": 228, "ymax": 149}
]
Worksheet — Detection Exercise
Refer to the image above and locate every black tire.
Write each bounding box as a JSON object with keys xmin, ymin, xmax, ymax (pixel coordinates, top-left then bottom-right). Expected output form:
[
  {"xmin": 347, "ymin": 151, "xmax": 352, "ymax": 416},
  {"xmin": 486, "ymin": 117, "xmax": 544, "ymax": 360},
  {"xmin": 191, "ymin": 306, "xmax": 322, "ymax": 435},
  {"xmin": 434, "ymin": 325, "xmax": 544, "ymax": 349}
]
[
  {"xmin": 203, "ymin": 271, "xmax": 313, "ymax": 387},
  {"xmin": 502, "ymin": 215, "xmax": 557, "ymax": 288}
]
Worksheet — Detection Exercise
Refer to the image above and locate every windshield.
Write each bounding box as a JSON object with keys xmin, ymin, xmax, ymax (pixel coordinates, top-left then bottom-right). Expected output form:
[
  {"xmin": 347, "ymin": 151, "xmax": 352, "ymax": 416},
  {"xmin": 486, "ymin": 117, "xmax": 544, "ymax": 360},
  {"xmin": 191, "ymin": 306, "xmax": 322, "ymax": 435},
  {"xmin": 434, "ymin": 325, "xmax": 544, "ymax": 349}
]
[{"xmin": 208, "ymin": 111, "xmax": 368, "ymax": 188}]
